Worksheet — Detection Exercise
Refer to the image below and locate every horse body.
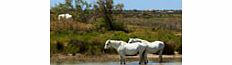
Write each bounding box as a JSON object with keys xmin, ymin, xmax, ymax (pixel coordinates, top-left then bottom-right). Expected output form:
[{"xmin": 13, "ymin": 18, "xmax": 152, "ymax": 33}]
[
  {"xmin": 104, "ymin": 40, "xmax": 147, "ymax": 64},
  {"xmin": 123, "ymin": 43, "xmax": 140, "ymax": 55},
  {"xmin": 146, "ymin": 41, "xmax": 165, "ymax": 53},
  {"xmin": 128, "ymin": 38, "xmax": 165, "ymax": 63},
  {"xmin": 58, "ymin": 13, "xmax": 72, "ymax": 21},
  {"xmin": 123, "ymin": 42, "xmax": 147, "ymax": 55}
]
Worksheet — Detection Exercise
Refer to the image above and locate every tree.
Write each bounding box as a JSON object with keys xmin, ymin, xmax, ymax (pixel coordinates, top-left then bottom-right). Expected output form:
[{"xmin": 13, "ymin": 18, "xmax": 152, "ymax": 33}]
[
  {"xmin": 97, "ymin": 0, "xmax": 114, "ymax": 30},
  {"xmin": 74, "ymin": 0, "xmax": 92, "ymax": 22},
  {"xmin": 115, "ymin": 3, "xmax": 124, "ymax": 14},
  {"xmin": 65, "ymin": 0, "xmax": 73, "ymax": 9}
]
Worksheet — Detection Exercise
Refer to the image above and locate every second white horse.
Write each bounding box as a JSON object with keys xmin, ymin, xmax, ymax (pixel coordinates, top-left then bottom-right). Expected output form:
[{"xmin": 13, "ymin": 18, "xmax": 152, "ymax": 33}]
[{"xmin": 128, "ymin": 38, "xmax": 165, "ymax": 63}]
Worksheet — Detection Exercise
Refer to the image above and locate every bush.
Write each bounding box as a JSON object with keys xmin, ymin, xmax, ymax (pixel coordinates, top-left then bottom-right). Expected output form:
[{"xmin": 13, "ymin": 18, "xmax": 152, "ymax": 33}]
[
  {"xmin": 112, "ymin": 21, "xmax": 127, "ymax": 32},
  {"xmin": 50, "ymin": 42, "xmax": 65, "ymax": 55},
  {"xmin": 162, "ymin": 40, "xmax": 176, "ymax": 55},
  {"xmin": 176, "ymin": 44, "xmax": 182, "ymax": 54},
  {"xmin": 50, "ymin": 27, "xmax": 182, "ymax": 55},
  {"xmin": 94, "ymin": 18, "xmax": 127, "ymax": 32},
  {"xmin": 50, "ymin": 43, "xmax": 57, "ymax": 55},
  {"xmin": 110, "ymin": 31, "xmax": 129, "ymax": 41},
  {"xmin": 64, "ymin": 43, "xmax": 80, "ymax": 55},
  {"xmin": 93, "ymin": 18, "xmax": 108, "ymax": 32},
  {"xmin": 63, "ymin": 39, "xmax": 87, "ymax": 55}
]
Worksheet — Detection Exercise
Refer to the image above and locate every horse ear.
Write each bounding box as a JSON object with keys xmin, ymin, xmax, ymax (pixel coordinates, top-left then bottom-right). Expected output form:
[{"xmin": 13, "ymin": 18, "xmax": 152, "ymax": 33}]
[
  {"xmin": 129, "ymin": 38, "xmax": 134, "ymax": 40},
  {"xmin": 108, "ymin": 40, "xmax": 111, "ymax": 43}
]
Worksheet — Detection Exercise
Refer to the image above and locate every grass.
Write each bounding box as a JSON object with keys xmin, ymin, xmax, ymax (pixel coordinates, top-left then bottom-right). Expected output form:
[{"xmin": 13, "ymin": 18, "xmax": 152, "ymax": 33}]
[
  {"xmin": 50, "ymin": 29, "xmax": 181, "ymax": 55},
  {"xmin": 50, "ymin": 14, "xmax": 182, "ymax": 56}
]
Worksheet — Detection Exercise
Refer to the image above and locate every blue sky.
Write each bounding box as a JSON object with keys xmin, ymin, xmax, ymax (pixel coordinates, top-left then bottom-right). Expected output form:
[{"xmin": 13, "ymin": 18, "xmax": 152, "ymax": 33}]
[{"xmin": 50, "ymin": 0, "xmax": 182, "ymax": 10}]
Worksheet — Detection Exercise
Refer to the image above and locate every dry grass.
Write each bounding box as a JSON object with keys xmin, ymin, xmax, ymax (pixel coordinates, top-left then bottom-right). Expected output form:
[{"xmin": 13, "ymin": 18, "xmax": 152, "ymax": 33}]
[{"xmin": 50, "ymin": 21, "xmax": 95, "ymax": 32}]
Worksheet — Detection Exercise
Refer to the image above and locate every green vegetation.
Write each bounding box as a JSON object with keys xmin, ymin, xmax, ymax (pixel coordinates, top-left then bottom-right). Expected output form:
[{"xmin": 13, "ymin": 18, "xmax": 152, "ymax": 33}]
[{"xmin": 50, "ymin": 0, "xmax": 182, "ymax": 56}]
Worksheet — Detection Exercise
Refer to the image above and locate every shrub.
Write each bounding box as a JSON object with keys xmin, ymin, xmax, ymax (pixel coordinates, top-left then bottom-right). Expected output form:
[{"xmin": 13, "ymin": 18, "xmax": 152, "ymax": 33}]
[
  {"xmin": 176, "ymin": 43, "xmax": 182, "ymax": 54},
  {"xmin": 50, "ymin": 43, "xmax": 57, "ymax": 55},
  {"xmin": 162, "ymin": 40, "xmax": 176, "ymax": 55},
  {"xmin": 64, "ymin": 43, "xmax": 80, "ymax": 55},
  {"xmin": 112, "ymin": 21, "xmax": 127, "ymax": 32},
  {"xmin": 50, "ymin": 42, "xmax": 65, "ymax": 54},
  {"xmin": 110, "ymin": 31, "xmax": 129, "ymax": 41},
  {"xmin": 93, "ymin": 18, "xmax": 108, "ymax": 32},
  {"xmin": 63, "ymin": 39, "xmax": 87, "ymax": 55}
]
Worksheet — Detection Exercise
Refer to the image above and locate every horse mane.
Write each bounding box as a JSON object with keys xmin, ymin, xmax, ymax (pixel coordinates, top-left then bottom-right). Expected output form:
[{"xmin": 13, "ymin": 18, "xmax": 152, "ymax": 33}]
[
  {"xmin": 134, "ymin": 38, "xmax": 150, "ymax": 43},
  {"xmin": 108, "ymin": 40, "xmax": 127, "ymax": 45}
]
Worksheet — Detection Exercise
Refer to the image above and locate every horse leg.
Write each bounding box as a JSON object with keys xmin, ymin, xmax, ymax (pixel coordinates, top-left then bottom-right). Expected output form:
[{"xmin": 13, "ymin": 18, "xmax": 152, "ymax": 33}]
[
  {"xmin": 159, "ymin": 49, "xmax": 163, "ymax": 63},
  {"xmin": 144, "ymin": 52, "xmax": 148, "ymax": 64},
  {"xmin": 139, "ymin": 53, "xmax": 142, "ymax": 64},
  {"xmin": 142, "ymin": 50, "xmax": 148, "ymax": 64},
  {"xmin": 119, "ymin": 50, "xmax": 126, "ymax": 64},
  {"xmin": 138, "ymin": 50, "xmax": 143, "ymax": 64},
  {"xmin": 120, "ymin": 55, "xmax": 125, "ymax": 64},
  {"xmin": 120, "ymin": 56, "xmax": 122, "ymax": 64},
  {"xmin": 139, "ymin": 48, "xmax": 146, "ymax": 64},
  {"xmin": 123, "ymin": 57, "xmax": 126, "ymax": 64}
]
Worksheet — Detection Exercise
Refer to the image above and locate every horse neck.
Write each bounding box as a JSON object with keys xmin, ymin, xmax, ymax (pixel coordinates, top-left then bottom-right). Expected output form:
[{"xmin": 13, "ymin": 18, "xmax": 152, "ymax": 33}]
[{"xmin": 111, "ymin": 41, "xmax": 124, "ymax": 49}]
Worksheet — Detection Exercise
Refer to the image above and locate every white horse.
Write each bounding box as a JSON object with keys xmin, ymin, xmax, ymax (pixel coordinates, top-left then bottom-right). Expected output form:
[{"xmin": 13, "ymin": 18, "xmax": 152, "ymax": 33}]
[
  {"xmin": 58, "ymin": 13, "xmax": 72, "ymax": 21},
  {"xmin": 104, "ymin": 40, "xmax": 148, "ymax": 64},
  {"xmin": 128, "ymin": 38, "xmax": 165, "ymax": 63}
]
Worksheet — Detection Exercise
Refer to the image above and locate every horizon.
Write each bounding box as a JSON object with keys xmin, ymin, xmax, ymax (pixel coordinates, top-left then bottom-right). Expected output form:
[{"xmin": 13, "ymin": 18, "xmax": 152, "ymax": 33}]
[{"xmin": 50, "ymin": 0, "xmax": 182, "ymax": 10}]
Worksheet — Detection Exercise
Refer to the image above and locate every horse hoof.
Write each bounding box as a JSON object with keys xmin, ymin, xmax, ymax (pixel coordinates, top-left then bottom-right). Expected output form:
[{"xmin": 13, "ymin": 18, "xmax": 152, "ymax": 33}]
[{"xmin": 145, "ymin": 62, "xmax": 147, "ymax": 64}]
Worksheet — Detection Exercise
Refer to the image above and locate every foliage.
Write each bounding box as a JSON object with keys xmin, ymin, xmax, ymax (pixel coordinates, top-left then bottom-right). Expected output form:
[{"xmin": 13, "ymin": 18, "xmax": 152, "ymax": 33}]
[
  {"xmin": 50, "ymin": 0, "xmax": 182, "ymax": 55},
  {"xmin": 50, "ymin": 28, "xmax": 182, "ymax": 55}
]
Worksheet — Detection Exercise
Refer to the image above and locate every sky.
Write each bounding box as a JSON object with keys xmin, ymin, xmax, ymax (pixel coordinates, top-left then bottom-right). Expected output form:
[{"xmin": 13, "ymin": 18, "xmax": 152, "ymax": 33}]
[{"xmin": 50, "ymin": 0, "xmax": 182, "ymax": 10}]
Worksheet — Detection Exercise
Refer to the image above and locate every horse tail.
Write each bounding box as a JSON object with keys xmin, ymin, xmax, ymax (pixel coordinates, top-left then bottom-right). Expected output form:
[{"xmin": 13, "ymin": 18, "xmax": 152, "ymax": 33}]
[
  {"xmin": 158, "ymin": 41, "xmax": 165, "ymax": 63},
  {"xmin": 161, "ymin": 41, "xmax": 166, "ymax": 49}
]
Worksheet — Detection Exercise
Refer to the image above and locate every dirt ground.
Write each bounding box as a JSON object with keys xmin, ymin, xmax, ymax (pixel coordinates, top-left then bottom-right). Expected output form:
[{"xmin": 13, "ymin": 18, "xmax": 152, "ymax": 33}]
[{"xmin": 51, "ymin": 54, "xmax": 182, "ymax": 63}]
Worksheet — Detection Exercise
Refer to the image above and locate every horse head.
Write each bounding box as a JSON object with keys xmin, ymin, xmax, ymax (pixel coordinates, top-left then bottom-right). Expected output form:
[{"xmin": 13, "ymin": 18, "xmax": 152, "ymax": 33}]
[{"xmin": 104, "ymin": 40, "xmax": 111, "ymax": 49}]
